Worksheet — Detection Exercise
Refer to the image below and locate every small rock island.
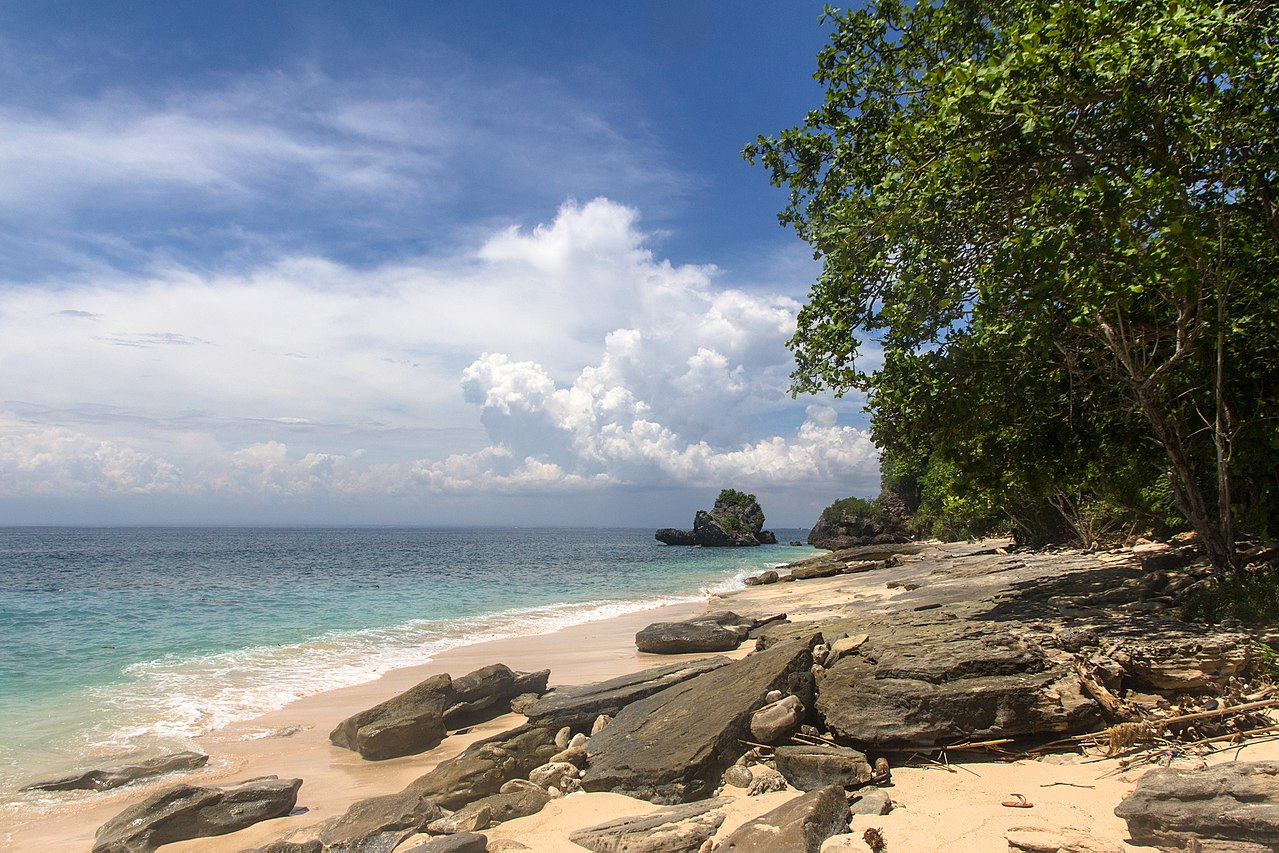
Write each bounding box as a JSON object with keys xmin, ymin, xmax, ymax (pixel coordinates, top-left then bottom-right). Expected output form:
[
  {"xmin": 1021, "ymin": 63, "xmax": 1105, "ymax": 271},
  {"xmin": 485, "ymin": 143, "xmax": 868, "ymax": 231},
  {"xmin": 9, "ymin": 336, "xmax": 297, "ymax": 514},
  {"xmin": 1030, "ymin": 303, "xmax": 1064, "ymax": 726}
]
[{"xmin": 655, "ymin": 489, "xmax": 777, "ymax": 546}]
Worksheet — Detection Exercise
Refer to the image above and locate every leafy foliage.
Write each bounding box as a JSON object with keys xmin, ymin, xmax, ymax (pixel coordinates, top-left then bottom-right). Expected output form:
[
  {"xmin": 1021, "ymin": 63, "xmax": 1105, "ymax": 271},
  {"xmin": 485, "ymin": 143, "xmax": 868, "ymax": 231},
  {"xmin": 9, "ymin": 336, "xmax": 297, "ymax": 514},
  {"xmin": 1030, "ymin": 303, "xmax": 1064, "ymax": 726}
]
[
  {"xmin": 821, "ymin": 495, "xmax": 884, "ymax": 524},
  {"xmin": 715, "ymin": 489, "xmax": 759, "ymax": 510},
  {"xmin": 747, "ymin": 0, "xmax": 1279, "ymax": 569},
  {"xmin": 1182, "ymin": 567, "xmax": 1279, "ymax": 626}
]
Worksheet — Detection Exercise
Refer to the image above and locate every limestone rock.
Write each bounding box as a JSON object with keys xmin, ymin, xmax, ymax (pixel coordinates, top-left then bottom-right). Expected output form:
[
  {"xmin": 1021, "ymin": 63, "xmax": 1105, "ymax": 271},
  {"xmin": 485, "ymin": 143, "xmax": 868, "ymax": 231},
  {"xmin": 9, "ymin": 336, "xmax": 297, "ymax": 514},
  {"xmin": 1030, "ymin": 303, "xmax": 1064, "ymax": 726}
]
[
  {"xmin": 458, "ymin": 787, "xmax": 550, "ymax": 825},
  {"xmin": 444, "ymin": 664, "xmax": 549, "ymax": 727},
  {"xmin": 523, "ymin": 658, "xmax": 729, "ymax": 730},
  {"xmin": 655, "ymin": 491, "xmax": 775, "ymax": 547},
  {"xmin": 816, "ymin": 633, "xmax": 1097, "ymax": 745},
  {"xmin": 747, "ymin": 770, "xmax": 788, "ymax": 796},
  {"xmin": 721, "ymin": 765, "xmax": 754, "ymax": 789},
  {"xmin": 774, "ymin": 744, "xmax": 872, "ymax": 791},
  {"xmin": 749, "ymin": 694, "xmax": 803, "ymax": 743},
  {"xmin": 1005, "ymin": 826, "xmax": 1122, "ymax": 853},
  {"xmin": 425, "ymin": 803, "xmax": 491, "ymax": 835},
  {"xmin": 581, "ymin": 635, "xmax": 818, "ymax": 803},
  {"xmin": 568, "ymin": 798, "xmax": 728, "ymax": 853},
  {"xmin": 92, "ymin": 776, "xmax": 300, "ymax": 853},
  {"xmin": 22, "ymin": 751, "xmax": 209, "ymax": 793},
  {"xmin": 718, "ymin": 785, "xmax": 849, "ymax": 852},
  {"xmin": 1114, "ymin": 761, "xmax": 1279, "ymax": 850}
]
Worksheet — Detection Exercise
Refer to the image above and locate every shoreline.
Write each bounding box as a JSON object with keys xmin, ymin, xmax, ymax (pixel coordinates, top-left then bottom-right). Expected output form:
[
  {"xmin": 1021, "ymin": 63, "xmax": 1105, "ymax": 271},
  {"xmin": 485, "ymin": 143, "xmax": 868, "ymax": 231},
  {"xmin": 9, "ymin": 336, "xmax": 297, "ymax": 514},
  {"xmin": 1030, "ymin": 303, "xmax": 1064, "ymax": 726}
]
[
  {"xmin": 3, "ymin": 598, "xmax": 717, "ymax": 851},
  {"xmin": 7, "ymin": 541, "xmax": 1277, "ymax": 851}
]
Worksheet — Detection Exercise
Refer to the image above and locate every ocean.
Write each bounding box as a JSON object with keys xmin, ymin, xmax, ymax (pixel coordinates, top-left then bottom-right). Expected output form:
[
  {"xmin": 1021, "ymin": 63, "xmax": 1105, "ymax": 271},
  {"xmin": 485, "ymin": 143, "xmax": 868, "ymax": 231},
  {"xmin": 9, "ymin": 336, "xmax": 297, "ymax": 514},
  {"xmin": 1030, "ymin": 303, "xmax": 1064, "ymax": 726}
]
[{"xmin": 0, "ymin": 526, "xmax": 812, "ymax": 800}]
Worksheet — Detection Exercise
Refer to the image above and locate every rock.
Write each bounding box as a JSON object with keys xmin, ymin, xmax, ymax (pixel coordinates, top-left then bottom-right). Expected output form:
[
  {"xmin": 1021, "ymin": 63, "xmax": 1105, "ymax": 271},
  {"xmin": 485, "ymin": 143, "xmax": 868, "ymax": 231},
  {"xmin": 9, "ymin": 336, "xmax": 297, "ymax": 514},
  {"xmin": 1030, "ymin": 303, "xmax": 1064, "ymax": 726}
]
[
  {"xmin": 460, "ymin": 787, "xmax": 551, "ymax": 825},
  {"xmin": 426, "ymin": 803, "xmax": 491, "ymax": 835},
  {"xmin": 582, "ymin": 636, "xmax": 818, "ymax": 803},
  {"xmin": 747, "ymin": 771, "xmax": 788, "ymax": 796},
  {"xmin": 508, "ymin": 693, "xmax": 540, "ymax": 715},
  {"xmin": 92, "ymin": 776, "xmax": 301, "ymax": 853},
  {"xmin": 773, "ymin": 745, "xmax": 873, "ymax": 791},
  {"xmin": 636, "ymin": 620, "xmax": 742, "ymax": 654},
  {"xmin": 524, "ymin": 658, "xmax": 729, "ymax": 730},
  {"xmin": 816, "ymin": 632, "xmax": 1097, "ymax": 745},
  {"xmin": 1005, "ymin": 826, "xmax": 1122, "ymax": 853},
  {"xmin": 554, "ymin": 726, "xmax": 572, "ymax": 749},
  {"xmin": 401, "ymin": 833, "xmax": 489, "ymax": 853},
  {"xmin": 718, "ymin": 785, "xmax": 849, "ymax": 852},
  {"xmin": 808, "ymin": 496, "xmax": 910, "ymax": 551},
  {"xmin": 655, "ymin": 490, "xmax": 776, "ymax": 547},
  {"xmin": 330, "ymin": 665, "xmax": 550, "ymax": 761},
  {"xmin": 1111, "ymin": 631, "xmax": 1253, "ymax": 691},
  {"xmin": 1114, "ymin": 761, "xmax": 1279, "ymax": 850},
  {"xmin": 569, "ymin": 798, "xmax": 729, "ymax": 853},
  {"xmin": 22, "ymin": 751, "xmax": 209, "ymax": 793},
  {"xmin": 444, "ymin": 664, "xmax": 550, "ymax": 727},
  {"xmin": 328, "ymin": 673, "xmax": 452, "ymax": 761},
  {"xmin": 591, "ymin": 714, "xmax": 612, "ymax": 735},
  {"xmin": 824, "ymin": 634, "xmax": 869, "ymax": 667},
  {"xmin": 247, "ymin": 840, "xmax": 323, "ymax": 853},
  {"xmin": 850, "ymin": 789, "xmax": 893, "ymax": 816},
  {"xmin": 722, "ymin": 765, "xmax": 754, "ymax": 788},
  {"xmin": 488, "ymin": 842, "xmax": 531, "ymax": 852},
  {"xmin": 320, "ymin": 725, "xmax": 555, "ymax": 852},
  {"xmin": 744, "ymin": 570, "xmax": 779, "ymax": 586},
  {"xmin": 549, "ymin": 744, "xmax": 588, "ymax": 768},
  {"xmin": 749, "ymin": 695, "xmax": 804, "ymax": 743},
  {"xmin": 527, "ymin": 761, "xmax": 579, "ymax": 791}
]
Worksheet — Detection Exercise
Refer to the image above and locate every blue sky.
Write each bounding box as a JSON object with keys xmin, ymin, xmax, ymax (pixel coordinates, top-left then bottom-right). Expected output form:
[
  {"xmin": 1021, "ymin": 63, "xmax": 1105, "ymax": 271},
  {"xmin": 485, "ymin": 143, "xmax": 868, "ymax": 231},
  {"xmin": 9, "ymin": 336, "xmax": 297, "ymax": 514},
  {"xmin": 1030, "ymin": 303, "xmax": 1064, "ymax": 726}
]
[{"xmin": 0, "ymin": 1, "xmax": 881, "ymax": 527}]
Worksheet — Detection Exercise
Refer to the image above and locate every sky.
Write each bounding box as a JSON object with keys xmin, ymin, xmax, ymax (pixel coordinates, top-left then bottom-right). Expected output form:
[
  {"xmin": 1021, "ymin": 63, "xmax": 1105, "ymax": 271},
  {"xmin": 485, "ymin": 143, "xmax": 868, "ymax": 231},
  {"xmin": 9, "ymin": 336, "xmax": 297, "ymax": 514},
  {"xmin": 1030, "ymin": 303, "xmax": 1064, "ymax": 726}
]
[{"xmin": 0, "ymin": 1, "xmax": 881, "ymax": 528}]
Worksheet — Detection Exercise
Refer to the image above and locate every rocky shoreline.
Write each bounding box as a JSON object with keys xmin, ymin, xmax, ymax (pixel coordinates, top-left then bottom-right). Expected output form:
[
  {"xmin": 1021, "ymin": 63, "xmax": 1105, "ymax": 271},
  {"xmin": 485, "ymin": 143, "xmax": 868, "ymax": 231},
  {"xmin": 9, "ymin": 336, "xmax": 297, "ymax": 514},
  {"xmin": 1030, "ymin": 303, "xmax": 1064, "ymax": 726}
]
[{"xmin": 11, "ymin": 540, "xmax": 1279, "ymax": 852}]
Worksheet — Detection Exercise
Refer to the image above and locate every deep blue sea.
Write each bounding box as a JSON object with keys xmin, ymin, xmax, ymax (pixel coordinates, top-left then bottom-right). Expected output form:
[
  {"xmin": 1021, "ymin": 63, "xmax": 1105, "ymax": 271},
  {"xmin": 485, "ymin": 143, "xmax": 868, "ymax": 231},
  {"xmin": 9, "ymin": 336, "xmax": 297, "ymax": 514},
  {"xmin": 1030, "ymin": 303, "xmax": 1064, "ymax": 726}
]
[{"xmin": 0, "ymin": 526, "xmax": 811, "ymax": 796}]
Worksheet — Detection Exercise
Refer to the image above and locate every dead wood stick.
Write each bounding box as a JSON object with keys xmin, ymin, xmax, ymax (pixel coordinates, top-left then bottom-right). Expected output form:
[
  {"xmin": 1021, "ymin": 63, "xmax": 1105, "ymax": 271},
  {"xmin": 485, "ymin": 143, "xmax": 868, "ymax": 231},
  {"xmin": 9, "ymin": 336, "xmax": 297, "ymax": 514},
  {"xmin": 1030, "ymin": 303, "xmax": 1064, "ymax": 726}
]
[{"xmin": 943, "ymin": 738, "xmax": 1016, "ymax": 751}]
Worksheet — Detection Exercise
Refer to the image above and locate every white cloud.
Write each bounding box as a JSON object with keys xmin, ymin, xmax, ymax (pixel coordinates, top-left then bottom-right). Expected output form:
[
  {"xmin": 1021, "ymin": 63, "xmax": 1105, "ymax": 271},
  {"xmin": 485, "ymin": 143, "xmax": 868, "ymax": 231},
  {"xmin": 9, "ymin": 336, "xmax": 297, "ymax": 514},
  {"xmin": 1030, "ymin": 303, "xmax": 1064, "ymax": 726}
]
[{"xmin": 0, "ymin": 198, "xmax": 879, "ymax": 519}]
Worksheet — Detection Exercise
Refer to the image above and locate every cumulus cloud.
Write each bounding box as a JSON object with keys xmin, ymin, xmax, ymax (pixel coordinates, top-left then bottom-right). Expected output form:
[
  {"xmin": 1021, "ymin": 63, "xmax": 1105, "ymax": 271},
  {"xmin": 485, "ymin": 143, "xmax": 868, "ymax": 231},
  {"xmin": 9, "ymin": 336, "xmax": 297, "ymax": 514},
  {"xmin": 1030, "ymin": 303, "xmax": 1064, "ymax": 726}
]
[{"xmin": 0, "ymin": 199, "xmax": 879, "ymax": 518}]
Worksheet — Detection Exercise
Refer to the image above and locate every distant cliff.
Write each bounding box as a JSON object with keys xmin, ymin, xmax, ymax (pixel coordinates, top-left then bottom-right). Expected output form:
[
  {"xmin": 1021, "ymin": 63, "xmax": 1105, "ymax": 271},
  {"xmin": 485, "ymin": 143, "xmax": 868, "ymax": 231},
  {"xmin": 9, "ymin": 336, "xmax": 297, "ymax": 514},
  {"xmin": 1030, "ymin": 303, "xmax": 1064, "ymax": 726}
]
[{"xmin": 656, "ymin": 489, "xmax": 778, "ymax": 547}]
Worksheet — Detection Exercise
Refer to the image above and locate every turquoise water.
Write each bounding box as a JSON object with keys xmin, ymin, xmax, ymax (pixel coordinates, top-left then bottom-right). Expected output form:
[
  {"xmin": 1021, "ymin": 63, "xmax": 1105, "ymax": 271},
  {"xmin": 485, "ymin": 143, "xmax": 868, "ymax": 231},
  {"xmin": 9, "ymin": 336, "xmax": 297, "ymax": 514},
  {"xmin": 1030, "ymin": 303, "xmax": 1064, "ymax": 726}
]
[{"xmin": 0, "ymin": 526, "xmax": 811, "ymax": 794}]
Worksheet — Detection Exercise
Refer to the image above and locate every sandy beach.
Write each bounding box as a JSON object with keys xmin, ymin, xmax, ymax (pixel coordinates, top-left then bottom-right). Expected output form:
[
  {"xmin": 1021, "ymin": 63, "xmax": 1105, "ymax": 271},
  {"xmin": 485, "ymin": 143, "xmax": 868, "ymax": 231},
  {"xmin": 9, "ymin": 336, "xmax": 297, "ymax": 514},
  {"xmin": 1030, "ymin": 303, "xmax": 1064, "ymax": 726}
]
[{"xmin": 6, "ymin": 545, "xmax": 1272, "ymax": 852}]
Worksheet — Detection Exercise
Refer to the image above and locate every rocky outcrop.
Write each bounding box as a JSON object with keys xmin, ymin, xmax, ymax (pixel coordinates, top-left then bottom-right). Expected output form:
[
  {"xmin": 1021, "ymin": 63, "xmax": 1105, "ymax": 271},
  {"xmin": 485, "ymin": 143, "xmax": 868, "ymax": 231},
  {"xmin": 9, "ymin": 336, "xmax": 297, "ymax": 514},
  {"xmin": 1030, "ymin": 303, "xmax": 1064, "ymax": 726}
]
[
  {"xmin": 92, "ymin": 776, "xmax": 301, "ymax": 853},
  {"xmin": 655, "ymin": 490, "xmax": 776, "ymax": 547},
  {"xmin": 22, "ymin": 751, "xmax": 209, "ymax": 793},
  {"xmin": 807, "ymin": 496, "xmax": 909, "ymax": 551},
  {"xmin": 581, "ymin": 635, "xmax": 819, "ymax": 803},
  {"xmin": 319, "ymin": 725, "xmax": 557, "ymax": 852},
  {"xmin": 403, "ymin": 834, "xmax": 488, "ymax": 853},
  {"xmin": 718, "ymin": 785, "xmax": 850, "ymax": 852},
  {"xmin": 1114, "ymin": 761, "xmax": 1279, "ymax": 851},
  {"xmin": 815, "ymin": 628, "xmax": 1098, "ymax": 746},
  {"xmin": 522, "ymin": 658, "xmax": 729, "ymax": 731},
  {"xmin": 569, "ymin": 798, "xmax": 729, "ymax": 853},
  {"xmin": 329, "ymin": 664, "xmax": 549, "ymax": 760},
  {"xmin": 634, "ymin": 612, "xmax": 786, "ymax": 655}
]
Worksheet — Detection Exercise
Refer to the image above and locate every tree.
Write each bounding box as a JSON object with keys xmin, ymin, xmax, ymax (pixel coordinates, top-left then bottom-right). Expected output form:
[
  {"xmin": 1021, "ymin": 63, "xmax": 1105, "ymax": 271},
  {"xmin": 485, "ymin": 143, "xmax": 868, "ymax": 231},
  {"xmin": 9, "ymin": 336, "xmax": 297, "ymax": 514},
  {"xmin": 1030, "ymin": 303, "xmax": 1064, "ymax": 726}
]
[{"xmin": 746, "ymin": 0, "xmax": 1279, "ymax": 573}]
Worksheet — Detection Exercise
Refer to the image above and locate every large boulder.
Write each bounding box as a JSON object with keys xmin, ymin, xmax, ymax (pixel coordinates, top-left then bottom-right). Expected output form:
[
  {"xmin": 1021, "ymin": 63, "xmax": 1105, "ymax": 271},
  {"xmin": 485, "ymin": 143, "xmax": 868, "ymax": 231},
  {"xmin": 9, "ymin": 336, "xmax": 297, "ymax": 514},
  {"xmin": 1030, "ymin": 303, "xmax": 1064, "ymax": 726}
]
[
  {"xmin": 582, "ymin": 635, "xmax": 819, "ymax": 803},
  {"xmin": 636, "ymin": 621, "xmax": 744, "ymax": 654},
  {"xmin": 330, "ymin": 665, "xmax": 549, "ymax": 760},
  {"xmin": 92, "ymin": 776, "xmax": 300, "ymax": 853},
  {"xmin": 329, "ymin": 673, "xmax": 452, "ymax": 761},
  {"xmin": 522, "ymin": 658, "xmax": 729, "ymax": 731},
  {"xmin": 1114, "ymin": 761, "xmax": 1279, "ymax": 850},
  {"xmin": 718, "ymin": 785, "xmax": 850, "ymax": 852},
  {"xmin": 655, "ymin": 490, "xmax": 776, "ymax": 547},
  {"xmin": 816, "ymin": 632, "xmax": 1098, "ymax": 745},
  {"xmin": 22, "ymin": 751, "xmax": 209, "ymax": 793},
  {"xmin": 319, "ymin": 725, "xmax": 557, "ymax": 853}
]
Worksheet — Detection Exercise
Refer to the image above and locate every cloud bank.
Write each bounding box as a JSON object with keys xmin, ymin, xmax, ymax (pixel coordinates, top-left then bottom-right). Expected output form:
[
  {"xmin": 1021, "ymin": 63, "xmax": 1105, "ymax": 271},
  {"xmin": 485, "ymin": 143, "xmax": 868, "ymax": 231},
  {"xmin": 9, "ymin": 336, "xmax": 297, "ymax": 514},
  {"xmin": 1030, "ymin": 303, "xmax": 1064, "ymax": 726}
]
[{"xmin": 1, "ymin": 199, "xmax": 877, "ymax": 522}]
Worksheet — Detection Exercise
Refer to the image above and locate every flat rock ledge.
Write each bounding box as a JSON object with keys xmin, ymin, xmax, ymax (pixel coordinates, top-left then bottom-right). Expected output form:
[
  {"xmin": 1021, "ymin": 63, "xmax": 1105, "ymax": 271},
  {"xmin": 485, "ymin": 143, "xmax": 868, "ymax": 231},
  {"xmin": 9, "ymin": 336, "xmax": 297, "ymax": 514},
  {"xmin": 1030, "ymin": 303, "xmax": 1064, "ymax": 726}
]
[
  {"xmin": 582, "ymin": 634, "xmax": 819, "ymax": 803},
  {"xmin": 1114, "ymin": 761, "xmax": 1279, "ymax": 851},
  {"xmin": 569, "ymin": 798, "xmax": 729, "ymax": 853},
  {"xmin": 523, "ymin": 658, "xmax": 729, "ymax": 730},
  {"xmin": 92, "ymin": 775, "xmax": 301, "ymax": 853},
  {"xmin": 22, "ymin": 751, "xmax": 209, "ymax": 793}
]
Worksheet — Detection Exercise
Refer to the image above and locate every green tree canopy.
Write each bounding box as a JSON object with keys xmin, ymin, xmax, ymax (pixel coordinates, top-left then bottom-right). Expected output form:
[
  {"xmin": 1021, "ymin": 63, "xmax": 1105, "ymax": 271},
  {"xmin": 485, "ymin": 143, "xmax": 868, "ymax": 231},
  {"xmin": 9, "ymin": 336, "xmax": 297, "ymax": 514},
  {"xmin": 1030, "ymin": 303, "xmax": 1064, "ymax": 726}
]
[{"xmin": 747, "ymin": 0, "xmax": 1279, "ymax": 571}]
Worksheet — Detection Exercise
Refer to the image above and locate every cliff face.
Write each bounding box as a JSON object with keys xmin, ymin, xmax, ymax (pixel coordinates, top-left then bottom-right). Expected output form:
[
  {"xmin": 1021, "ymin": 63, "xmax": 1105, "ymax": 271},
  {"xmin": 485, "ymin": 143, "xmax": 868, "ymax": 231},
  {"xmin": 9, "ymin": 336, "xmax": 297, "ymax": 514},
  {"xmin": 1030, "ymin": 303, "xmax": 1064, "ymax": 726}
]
[{"xmin": 655, "ymin": 490, "xmax": 776, "ymax": 547}]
